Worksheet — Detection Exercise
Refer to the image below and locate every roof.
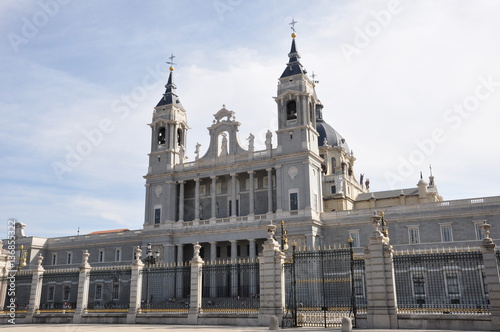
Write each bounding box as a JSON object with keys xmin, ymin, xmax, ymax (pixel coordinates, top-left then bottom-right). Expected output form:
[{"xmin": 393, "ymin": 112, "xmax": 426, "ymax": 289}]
[
  {"xmin": 88, "ymin": 228, "xmax": 130, "ymax": 235},
  {"xmin": 356, "ymin": 188, "xmax": 419, "ymax": 201},
  {"xmin": 156, "ymin": 70, "xmax": 183, "ymax": 107},
  {"xmin": 317, "ymin": 120, "xmax": 350, "ymax": 152},
  {"xmin": 280, "ymin": 38, "xmax": 306, "ymax": 78}
]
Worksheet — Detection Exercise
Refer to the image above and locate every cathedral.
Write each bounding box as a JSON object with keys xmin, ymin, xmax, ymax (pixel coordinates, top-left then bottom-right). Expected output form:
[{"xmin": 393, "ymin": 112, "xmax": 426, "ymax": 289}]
[{"xmin": 7, "ymin": 29, "xmax": 500, "ymax": 270}]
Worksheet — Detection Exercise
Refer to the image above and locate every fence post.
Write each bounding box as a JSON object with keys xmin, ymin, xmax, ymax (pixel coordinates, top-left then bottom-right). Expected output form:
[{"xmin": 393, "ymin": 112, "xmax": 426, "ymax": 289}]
[
  {"xmin": 364, "ymin": 214, "xmax": 398, "ymax": 329},
  {"xmin": 73, "ymin": 250, "xmax": 91, "ymax": 323},
  {"xmin": 25, "ymin": 254, "xmax": 44, "ymax": 323},
  {"xmin": 127, "ymin": 246, "xmax": 144, "ymax": 324},
  {"xmin": 258, "ymin": 221, "xmax": 286, "ymax": 327},
  {"xmin": 0, "ymin": 242, "xmax": 10, "ymax": 310},
  {"xmin": 479, "ymin": 222, "xmax": 500, "ymax": 331},
  {"xmin": 188, "ymin": 242, "xmax": 204, "ymax": 324}
]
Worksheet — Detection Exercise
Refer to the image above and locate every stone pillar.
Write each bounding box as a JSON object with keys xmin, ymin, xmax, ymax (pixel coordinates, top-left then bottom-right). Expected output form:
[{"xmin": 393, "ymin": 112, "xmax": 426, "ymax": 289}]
[
  {"xmin": 210, "ymin": 242, "xmax": 217, "ymax": 262},
  {"xmin": 163, "ymin": 244, "xmax": 176, "ymax": 264},
  {"xmin": 249, "ymin": 239, "xmax": 256, "ymax": 260},
  {"xmin": 73, "ymin": 250, "xmax": 91, "ymax": 323},
  {"xmin": 177, "ymin": 244, "xmax": 184, "ymax": 264},
  {"xmin": 25, "ymin": 254, "xmax": 44, "ymax": 322},
  {"xmin": 275, "ymin": 165, "xmax": 283, "ymax": 213},
  {"xmin": 194, "ymin": 178, "xmax": 201, "ymax": 220},
  {"xmin": 479, "ymin": 223, "xmax": 500, "ymax": 330},
  {"xmin": 231, "ymin": 173, "xmax": 237, "ymax": 217},
  {"xmin": 248, "ymin": 171, "xmax": 255, "ymax": 216},
  {"xmin": 127, "ymin": 247, "xmax": 144, "ymax": 323},
  {"xmin": 178, "ymin": 181, "xmax": 185, "ymax": 222},
  {"xmin": 144, "ymin": 183, "xmax": 151, "ymax": 225},
  {"xmin": 188, "ymin": 242, "xmax": 204, "ymax": 325},
  {"xmin": 210, "ymin": 176, "xmax": 217, "ymax": 220},
  {"xmin": 258, "ymin": 222, "xmax": 286, "ymax": 326},
  {"xmin": 266, "ymin": 168, "xmax": 273, "ymax": 214},
  {"xmin": 248, "ymin": 239, "xmax": 257, "ymax": 297},
  {"xmin": 364, "ymin": 216, "xmax": 398, "ymax": 329},
  {"xmin": 230, "ymin": 240, "xmax": 238, "ymax": 296}
]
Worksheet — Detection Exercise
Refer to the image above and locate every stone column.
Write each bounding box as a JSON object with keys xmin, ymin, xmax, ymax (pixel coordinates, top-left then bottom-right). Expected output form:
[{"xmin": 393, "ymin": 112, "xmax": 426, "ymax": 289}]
[
  {"xmin": 258, "ymin": 222, "xmax": 286, "ymax": 326},
  {"xmin": 248, "ymin": 171, "xmax": 255, "ymax": 216},
  {"xmin": 127, "ymin": 247, "xmax": 144, "ymax": 323},
  {"xmin": 210, "ymin": 242, "xmax": 217, "ymax": 262},
  {"xmin": 266, "ymin": 168, "xmax": 273, "ymax": 214},
  {"xmin": 188, "ymin": 242, "xmax": 204, "ymax": 325},
  {"xmin": 210, "ymin": 176, "xmax": 217, "ymax": 220},
  {"xmin": 248, "ymin": 239, "xmax": 256, "ymax": 260},
  {"xmin": 25, "ymin": 254, "xmax": 45, "ymax": 323},
  {"xmin": 178, "ymin": 181, "xmax": 185, "ymax": 222},
  {"xmin": 194, "ymin": 178, "xmax": 201, "ymax": 220},
  {"xmin": 144, "ymin": 183, "xmax": 151, "ymax": 225},
  {"xmin": 176, "ymin": 244, "xmax": 184, "ymax": 298},
  {"xmin": 479, "ymin": 223, "xmax": 500, "ymax": 330},
  {"xmin": 230, "ymin": 173, "xmax": 237, "ymax": 217},
  {"xmin": 230, "ymin": 240, "xmax": 238, "ymax": 297},
  {"xmin": 73, "ymin": 250, "xmax": 91, "ymax": 323},
  {"xmin": 248, "ymin": 239, "xmax": 257, "ymax": 297},
  {"xmin": 275, "ymin": 165, "xmax": 283, "ymax": 213},
  {"xmin": 176, "ymin": 244, "xmax": 184, "ymax": 264},
  {"xmin": 364, "ymin": 216, "xmax": 398, "ymax": 329}
]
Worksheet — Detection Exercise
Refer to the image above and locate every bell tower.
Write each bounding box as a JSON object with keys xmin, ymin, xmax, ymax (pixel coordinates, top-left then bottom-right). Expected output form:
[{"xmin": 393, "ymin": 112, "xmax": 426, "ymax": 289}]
[
  {"xmin": 148, "ymin": 55, "xmax": 189, "ymax": 174},
  {"xmin": 275, "ymin": 27, "xmax": 320, "ymax": 156}
]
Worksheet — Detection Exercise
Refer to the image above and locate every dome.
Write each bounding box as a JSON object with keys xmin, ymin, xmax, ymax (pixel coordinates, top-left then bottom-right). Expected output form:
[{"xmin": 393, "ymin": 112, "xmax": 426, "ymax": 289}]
[{"xmin": 316, "ymin": 120, "xmax": 350, "ymax": 153}]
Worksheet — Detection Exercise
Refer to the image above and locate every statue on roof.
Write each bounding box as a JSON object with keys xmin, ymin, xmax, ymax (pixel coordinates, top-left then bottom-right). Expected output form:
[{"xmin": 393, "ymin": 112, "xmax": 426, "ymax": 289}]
[
  {"xmin": 247, "ymin": 133, "xmax": 255, "ymax": 152},
  {"xmin": 265, "ymin": 130, "xmax": 272, "ymax": 149}
]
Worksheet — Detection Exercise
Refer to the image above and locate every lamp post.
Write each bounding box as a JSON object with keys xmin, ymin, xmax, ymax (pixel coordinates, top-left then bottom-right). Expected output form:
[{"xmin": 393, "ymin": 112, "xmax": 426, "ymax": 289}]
[
  {"xmin": 142, "ymin": 243, "xmax": 160, "ymax": 308},
  {"xmin": 280, "ymin": 220, "xmax": 289, "ymax": 251},
  {"xmin": 17, "ymin": 245, "xmax": 27, "ymax": 271}
]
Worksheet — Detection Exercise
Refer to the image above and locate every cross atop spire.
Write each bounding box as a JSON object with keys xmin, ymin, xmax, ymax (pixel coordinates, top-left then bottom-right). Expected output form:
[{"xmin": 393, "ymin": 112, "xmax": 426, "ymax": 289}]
[
  {"xmin": 166, "ymin": 52, "xmax": 177, "ymax": 71},
  {"xmin": 289, "ymin": 18, "xmax": 298, "ymax": 33}
]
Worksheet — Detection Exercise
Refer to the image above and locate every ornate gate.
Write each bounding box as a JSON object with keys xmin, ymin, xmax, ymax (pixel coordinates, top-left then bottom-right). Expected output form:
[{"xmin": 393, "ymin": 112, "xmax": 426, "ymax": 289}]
[{"xmin": 283, "ymin": 243, "xmax": 364, "ymax": 328}]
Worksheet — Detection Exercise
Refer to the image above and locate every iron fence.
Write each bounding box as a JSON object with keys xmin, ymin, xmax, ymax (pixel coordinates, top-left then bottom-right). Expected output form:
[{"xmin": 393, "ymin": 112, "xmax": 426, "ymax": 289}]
[
  {"xmin": 201, "ymin": 260, "xmax": 259, "ymax": 313},
  {"xmin": 394, "ymin": 248, "xmax": 489, "ymax": 315},
  {"xmin": 283, "ymin": 245, "xmax": 361, "ymax": 328},
  {"xmin": 140, "ymin": 263, "xmax": 190, "ymax": 312},
  {"xmin": 39, "ymin": 268, "xmax": 79, "ymax": 312},
  {"xmin": 87, "ymin": 266, "xmax": 131, "ymax": 312},
  {"xmin": 2, "ymin": 270, "xmax": 32, "ymax": 313}
]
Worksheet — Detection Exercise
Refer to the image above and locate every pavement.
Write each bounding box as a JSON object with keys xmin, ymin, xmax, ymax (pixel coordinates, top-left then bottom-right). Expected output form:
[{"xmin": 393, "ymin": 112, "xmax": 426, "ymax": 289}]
[{"xmin": 0, "ymin": 325, "xmax": 492, "ymax": 332}]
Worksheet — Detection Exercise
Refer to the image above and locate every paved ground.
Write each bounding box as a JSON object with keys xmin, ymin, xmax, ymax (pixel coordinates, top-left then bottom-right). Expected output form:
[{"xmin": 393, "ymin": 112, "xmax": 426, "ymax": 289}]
[{"xmin": 0, "ymin": 325, "xmax": 492, "ymax": 332}]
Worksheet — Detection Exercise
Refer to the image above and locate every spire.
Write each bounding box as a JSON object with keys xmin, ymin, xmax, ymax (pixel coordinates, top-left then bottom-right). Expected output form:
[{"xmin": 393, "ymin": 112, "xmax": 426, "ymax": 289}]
[
  {"xmin": 156, "ymin": 53, "xmax": 183, "ymax": 107},
  {"xmin": 280, "ymin": 20, "xmax": 306, "ymax": 79}
]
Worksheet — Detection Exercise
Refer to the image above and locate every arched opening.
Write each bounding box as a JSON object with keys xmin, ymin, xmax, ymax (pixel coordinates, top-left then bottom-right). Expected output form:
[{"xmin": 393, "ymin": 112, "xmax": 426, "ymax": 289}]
[
  {"xmin": 286, "ymin": 100, "xmax": 297, "ymax": 120},
  {"xmin": 331, "ymin": 157, "xmax": 337, "ymax": 174},
  {"xmin": 177, "ymin": 128, "xmax": 183, "ymax": 146},
  {"xmin": 158, "ymin": 127, "xmax": 166, "ymax": 145}
]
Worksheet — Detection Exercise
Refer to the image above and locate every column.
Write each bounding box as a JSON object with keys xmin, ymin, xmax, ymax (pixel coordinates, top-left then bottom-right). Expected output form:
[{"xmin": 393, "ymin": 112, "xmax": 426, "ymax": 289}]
[
  {"xmin": 275, "ymin": 165, "xmax": 283, "ymax": 212},
  {"xmin": 248, "ymin": 171, "xmax": 255, "ymax": 216},
  {"xmin": 230, "ymin": 173, "xmax": 237, "ymax": 218},
  {"xmin": 73, "ymin": 250, "xmax": 91, "ymax": 323},
  {"xmin": 144, "ymin": 183, "xmax": 151, "ymax": 225},
  {"xmin": 364, "ymin": 218, "xmax": 398, "ymax": 329},
  {"xmin": 258, "ymin": 222, "xmax": 286, "ymax": 326},
  {"xmin": 188, "ymin": 243, "xmax": 204, "ymax": 325},
  {"xmin": 479, "ymin": 223, "xmax": 500, "ymax": 330},
  {"xmin": 25, "ymin": 254, "xmax": 44, "ymax": 323},
  {"xmin": 230, "ymin": 240, "xmax": 238, "ymax": 297},
  {"xmin": 178, "ymin": 181, "xmax": 185, "ymax": 222},
  {"xmin": 176, "ymin": 244, "xmax": 184, "ymax": 264},
  {"xmin": 210, "ymin": 176, "xmax": 217, "ymax": 219},
  {"xmin": 266, "ymin": 168, "xmax": 273, "ymax": 214},
  {"xmin": 176, "ymin": 244, "xmax": 185, "ymax": 299},
  {"xmin": 248, "ymin": 239, "xmax": 257, "ymax": 297},
  {"xmin": 194, "ymin": 178, "xmax": 201, "ymax": 220},
  {"xmin": 210, "ymin": 242, "xmax": 217, "ymax": 262},
  {"xmin": 209, "ymin": 241, "xmax": 217, "ymax": 298}
]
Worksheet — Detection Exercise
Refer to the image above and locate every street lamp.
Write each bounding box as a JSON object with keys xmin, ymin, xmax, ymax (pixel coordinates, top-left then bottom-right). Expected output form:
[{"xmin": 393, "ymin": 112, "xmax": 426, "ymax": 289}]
[
  {"xmin": 142, "ymin": 243, "xmax": 160, "ymax": 308},
  {"xmin": 17, "ymin": 245, "xmax": 27, "ymax": 271},
  {"xmin": 280, "ymin": 220, "xmax": 289, "ymax": 251}
]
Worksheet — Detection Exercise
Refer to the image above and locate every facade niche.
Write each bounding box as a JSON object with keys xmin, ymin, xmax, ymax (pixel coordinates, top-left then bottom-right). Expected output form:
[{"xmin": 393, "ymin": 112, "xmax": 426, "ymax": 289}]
[
  {"xmin": 158, "ymin": 127, "xmax": 166, "ymax": 145},
  {"xmin": 286, "ymin": 100, "xmax": 297, "ymax": 120}
]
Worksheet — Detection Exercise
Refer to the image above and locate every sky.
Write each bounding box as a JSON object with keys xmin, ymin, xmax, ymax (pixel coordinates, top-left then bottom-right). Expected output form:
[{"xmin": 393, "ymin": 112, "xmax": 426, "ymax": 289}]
[{"xmin": 1, "ymin": 0, "xmax": 500, "ymax": 239}]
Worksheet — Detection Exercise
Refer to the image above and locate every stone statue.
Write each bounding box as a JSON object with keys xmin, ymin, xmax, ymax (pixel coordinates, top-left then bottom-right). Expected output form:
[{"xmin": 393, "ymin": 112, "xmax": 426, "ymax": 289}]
[
  {"xmin": 265, "ymin": 130, "xmax": 272, "ymax": 149},
  {"xmin": 247, "ymin": 133, "xmax": 255, "ymax": 152},
  {"xmin": 365, "ymin": 178, "xmax": 370, "ymax": 191},
  {"xmin": 220, "ymin": 133, "xmax": 228, "ymax": 156},
  {"xmin": 179, "ymin": 144, "xmax": 185, "ymax": 163},
  {"xmin": 193, "ymin": 242, "xmax": 201, "ymax": 258},
  {"xmin": 323, "ymin": 137, "xmax": 328, "ymax": 146},
  {"xmin": 360, "ymin": 174, "xmax": 364, "ymax": 187},
  {"xmin": 195, "ymin": 143, "xmax": 201, "ymax": 160}
]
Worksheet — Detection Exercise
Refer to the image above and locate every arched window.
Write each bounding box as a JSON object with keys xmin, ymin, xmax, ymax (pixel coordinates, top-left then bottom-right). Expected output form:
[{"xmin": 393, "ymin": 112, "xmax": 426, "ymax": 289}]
[
  {"xmin": 286, "ymin": 100, "xmax": 297, "ymax": 120},
  {"xmin": 331, "ymin": 157, "xmax": 337, "ymax": 174},
  {"xmin": 177, "ymin": 128, "xmax": 183, "ymax": 146},
  {"xmin": 158, "ymin": 127, "xmax": 166, "ymax": 145},
  {"xmin": 309, "ymin": 102, "xmax": 314, "ymax": 123}
]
